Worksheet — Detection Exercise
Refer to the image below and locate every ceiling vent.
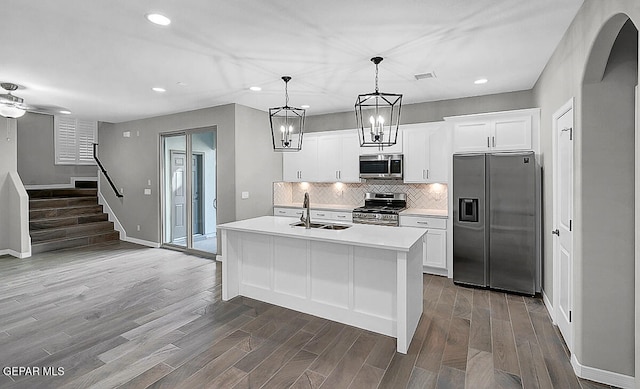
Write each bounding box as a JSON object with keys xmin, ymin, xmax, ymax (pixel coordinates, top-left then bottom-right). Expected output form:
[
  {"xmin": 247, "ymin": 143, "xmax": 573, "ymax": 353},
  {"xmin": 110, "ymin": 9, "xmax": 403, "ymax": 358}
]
[{"xmin": 414, "ymin": 72, "xmax": 436, "ymax": 80}]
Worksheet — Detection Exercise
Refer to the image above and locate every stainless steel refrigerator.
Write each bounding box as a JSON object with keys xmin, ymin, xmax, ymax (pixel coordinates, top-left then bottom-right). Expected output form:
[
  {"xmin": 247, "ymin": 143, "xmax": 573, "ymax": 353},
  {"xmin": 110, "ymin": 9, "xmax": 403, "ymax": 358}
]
[{"xmin": 453, "ymin": 152, "xmax": 541, "ymax": 295}]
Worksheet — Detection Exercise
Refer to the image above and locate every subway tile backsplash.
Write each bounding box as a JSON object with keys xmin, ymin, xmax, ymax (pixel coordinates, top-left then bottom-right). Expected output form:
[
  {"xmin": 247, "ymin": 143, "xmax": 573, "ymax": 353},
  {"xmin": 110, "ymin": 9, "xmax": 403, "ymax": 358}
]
[{"xmin": 274, "ymin": 181, "xmax": 447, "ymax": 210}]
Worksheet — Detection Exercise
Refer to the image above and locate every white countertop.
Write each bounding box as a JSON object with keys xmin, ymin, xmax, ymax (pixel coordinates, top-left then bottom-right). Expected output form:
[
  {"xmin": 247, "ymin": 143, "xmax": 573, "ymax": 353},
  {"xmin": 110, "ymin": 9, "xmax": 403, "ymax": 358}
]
[
  {"xmin": 400, "ymin": 208, "xmax": 449, "ymax": 218},
  {"xmin": 218, "ymin": 216, "xmax": 427, "ymax": 252}
]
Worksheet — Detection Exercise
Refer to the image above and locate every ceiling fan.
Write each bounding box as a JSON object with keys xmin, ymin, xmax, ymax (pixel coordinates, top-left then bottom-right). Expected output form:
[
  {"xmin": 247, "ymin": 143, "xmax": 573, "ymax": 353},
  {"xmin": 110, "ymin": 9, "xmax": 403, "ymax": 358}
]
[{"xmin": 0, "ymin": 82, "xmax": 69, "ymax": 118}]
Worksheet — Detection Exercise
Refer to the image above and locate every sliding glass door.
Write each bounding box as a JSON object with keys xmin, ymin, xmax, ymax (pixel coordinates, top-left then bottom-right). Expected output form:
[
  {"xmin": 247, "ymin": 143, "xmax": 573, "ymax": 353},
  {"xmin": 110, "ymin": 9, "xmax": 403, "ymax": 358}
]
[{"xmin": 161, "ymin": 128, "xmax": 217, "ymax": 255}]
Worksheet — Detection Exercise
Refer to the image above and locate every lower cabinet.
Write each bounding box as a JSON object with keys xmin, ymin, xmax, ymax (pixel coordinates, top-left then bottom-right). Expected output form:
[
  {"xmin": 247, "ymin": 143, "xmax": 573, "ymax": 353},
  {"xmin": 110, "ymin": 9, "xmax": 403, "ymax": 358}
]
[
  {"xmin": 275, "ymin": 207, "xmax": 352, "ymax": 223},
  {"xmin": 400, "ymin": 215, "xmax": 448, "ymax": 275},
  {"xmin": 273, "ymin": 207, "xmax": 304, "ymax": 218}
]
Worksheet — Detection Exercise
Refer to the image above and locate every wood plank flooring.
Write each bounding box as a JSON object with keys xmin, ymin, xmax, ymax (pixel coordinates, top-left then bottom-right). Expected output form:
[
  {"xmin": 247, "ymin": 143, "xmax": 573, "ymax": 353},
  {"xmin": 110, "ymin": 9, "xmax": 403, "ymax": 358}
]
[{"xmin": 0, "ymin": 242, "xmax": 615, "ymax": 388}]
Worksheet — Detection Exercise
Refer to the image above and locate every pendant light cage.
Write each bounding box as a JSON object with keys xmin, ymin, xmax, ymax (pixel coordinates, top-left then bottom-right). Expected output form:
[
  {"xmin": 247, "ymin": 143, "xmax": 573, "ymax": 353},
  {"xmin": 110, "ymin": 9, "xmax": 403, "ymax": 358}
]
[
  {"xmin": 355, "ymin": 57, "xmax": 402, "ymax": 148},
  {"xmin": 270, "ymin": 76, "xmax": 305, "ymax": 152}
]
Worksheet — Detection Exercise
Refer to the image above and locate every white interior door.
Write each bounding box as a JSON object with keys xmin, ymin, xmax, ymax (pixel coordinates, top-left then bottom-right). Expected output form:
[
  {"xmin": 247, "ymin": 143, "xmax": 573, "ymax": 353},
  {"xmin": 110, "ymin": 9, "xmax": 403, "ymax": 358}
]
[{"xmin": 553, "ymin": 98, "xmax": 574, "ymax": 352}]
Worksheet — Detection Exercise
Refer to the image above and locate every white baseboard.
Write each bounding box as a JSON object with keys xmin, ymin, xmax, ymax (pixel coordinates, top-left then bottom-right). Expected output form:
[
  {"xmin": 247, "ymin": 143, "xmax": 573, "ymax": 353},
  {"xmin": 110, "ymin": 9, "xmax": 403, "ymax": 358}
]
[
  {"xmin": 97, "ymin": 191, "xmax": 126, "ymax": 239},
  {"xmin": 97, "ymin": 190, "xmax": 160, "ymax": 249},
  {"xmin": 422, "ymin": 266, "xmax": 448, "ymax": 277},
  {"xmin": 0, "ymin": 249, "xmax": 31, "ymax": 258},
  {"xmin": 25, "ymin": 176, "xmax": 97, "ymax": 190},
  {"xmin": 542, "ymin": 289, "xmax": 554, "ymax": 323},
  {"xmin": 123, "ymin": 236, "xmax": 161, "ymax": 248},
  {"xmin": 571, "ymin": 354, "xmax": 635, "ymax": 388}
]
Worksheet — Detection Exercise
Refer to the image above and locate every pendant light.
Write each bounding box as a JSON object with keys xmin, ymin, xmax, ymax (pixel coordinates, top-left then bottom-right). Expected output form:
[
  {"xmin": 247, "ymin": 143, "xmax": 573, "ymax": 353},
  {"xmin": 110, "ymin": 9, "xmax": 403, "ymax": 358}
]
[
  {"xmin": 269, "ymin": 76, "xmax": 305, "ymax": 152},
  {"xmin": 354, "ymin": 57, "xmax": 402, "ymax": 148}
]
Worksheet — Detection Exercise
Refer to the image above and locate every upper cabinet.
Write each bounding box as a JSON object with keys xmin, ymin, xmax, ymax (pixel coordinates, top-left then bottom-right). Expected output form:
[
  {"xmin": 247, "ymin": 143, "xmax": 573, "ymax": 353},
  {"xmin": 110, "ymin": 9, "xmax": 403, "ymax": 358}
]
[
  {"xmin": 283, "ymin": 130, "xmax": 360, "ymax": 183},
  {"xmin": 402, "ymin": 122, "xmax": 450, "ymax": 183},
  {"xmin": 283, "ymin": 135, "xmax": 318, "ymax": 182},
  {"xmin": 316, "ymin": 130, "xmax": 360, "ymax": 182},
  {"xmin": 446, "ymin": 108, "xmax": 540, "ymax": 153}
]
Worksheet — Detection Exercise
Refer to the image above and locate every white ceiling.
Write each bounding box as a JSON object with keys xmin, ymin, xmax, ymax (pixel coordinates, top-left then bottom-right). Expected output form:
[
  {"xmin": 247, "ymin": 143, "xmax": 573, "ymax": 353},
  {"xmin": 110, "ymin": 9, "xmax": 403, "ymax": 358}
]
[{"xmin": 1, "ymin": 0, "xmax": 583, "ymax": 123}]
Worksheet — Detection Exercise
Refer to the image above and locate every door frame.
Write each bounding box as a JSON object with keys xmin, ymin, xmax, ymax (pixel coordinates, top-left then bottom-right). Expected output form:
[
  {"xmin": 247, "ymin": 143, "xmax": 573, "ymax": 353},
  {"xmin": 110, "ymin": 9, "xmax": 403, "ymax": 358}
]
[
  {"xmin": 552, "ymin": 97, "xmax": 574, "ymax": 352},
  {"xmin": 160, "ymin": 126, "xmax": 217, "ymax": 257}
]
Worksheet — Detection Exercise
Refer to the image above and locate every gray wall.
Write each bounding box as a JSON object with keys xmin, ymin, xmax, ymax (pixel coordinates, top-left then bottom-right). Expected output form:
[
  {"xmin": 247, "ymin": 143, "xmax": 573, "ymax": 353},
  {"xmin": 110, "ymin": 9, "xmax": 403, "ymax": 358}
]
[
  {"xmin": 305, "ymin": 90, "xmax": 534, "ymax": 132},
  {"xmin": 99, "ymin": 103, "xmax": 279, "ymax": 245},
  {"xmin": 0, "ymin": 119, "xmax": 17, "ymax": 251},
  {"xmin": 17, "ymin": 112, "xmax": 97, "ymax": 185},
  {"xmin": 234, "ymin": 104, "xmax": 282, "ymax": 221},
  {"xmin": 582, "ymin": 20, "xmax": 636, "ymax": 375},
  {"xmin": 532, "ymin": 0, "xmax": 639, "ymax": 377},
  {"xmin": 99, "ymin": 104, "xmax": 236, "ymax": 243}
]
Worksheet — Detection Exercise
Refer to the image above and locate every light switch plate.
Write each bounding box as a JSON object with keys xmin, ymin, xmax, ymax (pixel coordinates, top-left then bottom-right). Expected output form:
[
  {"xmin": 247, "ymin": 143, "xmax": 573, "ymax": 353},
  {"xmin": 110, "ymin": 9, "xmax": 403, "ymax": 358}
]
[
  {"xmin": 144, "ymin": 189, "xmax": 152, "ymax": 195},
  {"xmin": 241, "ymin": 191, "xmax": 249, "ymax": 199},
  {"xmin": 123, "ymin": 131, "xmax": 131, "ymax": 138}
]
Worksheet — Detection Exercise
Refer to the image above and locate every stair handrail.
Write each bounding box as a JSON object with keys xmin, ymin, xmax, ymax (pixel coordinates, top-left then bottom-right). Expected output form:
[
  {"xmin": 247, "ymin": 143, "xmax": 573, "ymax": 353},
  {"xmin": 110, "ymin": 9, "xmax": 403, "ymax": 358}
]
[{"xmin": 93, "ymin": 143, "xmax": 123, "ymax": 198}]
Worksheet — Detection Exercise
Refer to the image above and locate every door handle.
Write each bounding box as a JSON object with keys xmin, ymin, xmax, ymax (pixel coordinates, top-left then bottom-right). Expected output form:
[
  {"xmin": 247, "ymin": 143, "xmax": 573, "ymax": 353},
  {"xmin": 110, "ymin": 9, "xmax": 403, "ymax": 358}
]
[
  {"xmin": 426, "ymin": 169, "xmax": 429, "ymax": 179},
  {"xmin": 213, "ymin": 198, "xmax": 217, "ymax": 209},
  {"xmin": 552, "ymin": 229, "xmax": 560, "ymax": 236},
  {"xmin": 492, "ymin": 136, "xmax": 496, "ymax": 147},
  {"xmin": 487, "ymin": 137, "xmax": 490, "ymax": 148}
]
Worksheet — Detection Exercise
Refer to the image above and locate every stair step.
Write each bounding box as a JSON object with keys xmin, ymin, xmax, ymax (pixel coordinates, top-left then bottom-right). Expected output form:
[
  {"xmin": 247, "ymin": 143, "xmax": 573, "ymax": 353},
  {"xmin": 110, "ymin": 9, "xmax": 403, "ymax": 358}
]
[
  {"xmin": 29, "ymin": 196, "xmax": 98, "ymax": 210},
  {"xmin": 31, "ymin": 231, "xmax": 120, "ymax": 254},
  {"xmin": 30, "ymin": 221, "xmax": 115, "ymax": 243},
  {"xmin": 74, "ymin": 180, "xmax": 98, "ymax": 188},
  {"xmin": 30, "ymin": 213, "xmax": 109, "ymax": 230},
  {"xmin": 29, "ymin": 205, "xmax": 104, "ymax": 220},
  {"xmin": 27, "ymin": 188, "xmax": 98, "ymax": 199}
]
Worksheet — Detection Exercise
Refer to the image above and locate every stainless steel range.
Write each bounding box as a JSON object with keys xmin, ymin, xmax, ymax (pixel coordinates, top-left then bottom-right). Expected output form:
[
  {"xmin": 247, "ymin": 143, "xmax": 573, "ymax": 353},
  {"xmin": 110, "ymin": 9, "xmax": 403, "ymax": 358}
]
[{"xmin": 352, "ymin": 192, "xmax": 407, "ymax": 226}]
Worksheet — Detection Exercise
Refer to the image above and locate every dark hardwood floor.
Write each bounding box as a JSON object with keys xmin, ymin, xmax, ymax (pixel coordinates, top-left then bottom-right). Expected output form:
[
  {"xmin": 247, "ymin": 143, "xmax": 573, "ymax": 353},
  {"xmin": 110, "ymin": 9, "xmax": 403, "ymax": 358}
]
[{"xmin": 0, "ymin": 241, "xmax": 614, "ymax": 388}]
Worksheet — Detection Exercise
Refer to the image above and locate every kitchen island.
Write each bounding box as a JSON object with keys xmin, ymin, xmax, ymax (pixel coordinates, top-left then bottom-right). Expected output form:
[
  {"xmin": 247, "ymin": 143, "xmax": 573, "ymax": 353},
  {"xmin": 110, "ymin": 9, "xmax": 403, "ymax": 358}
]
[{"xmin": 217, "ymin": 216, "xmax": 426, "ymax": 353}]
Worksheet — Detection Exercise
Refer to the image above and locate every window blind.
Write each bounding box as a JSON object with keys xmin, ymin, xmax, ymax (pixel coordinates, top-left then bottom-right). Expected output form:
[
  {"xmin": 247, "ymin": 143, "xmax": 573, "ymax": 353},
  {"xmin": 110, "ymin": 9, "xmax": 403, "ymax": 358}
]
[{"xmin": 54, "ymin": 116, "xmax": 97, "ymax": 165}]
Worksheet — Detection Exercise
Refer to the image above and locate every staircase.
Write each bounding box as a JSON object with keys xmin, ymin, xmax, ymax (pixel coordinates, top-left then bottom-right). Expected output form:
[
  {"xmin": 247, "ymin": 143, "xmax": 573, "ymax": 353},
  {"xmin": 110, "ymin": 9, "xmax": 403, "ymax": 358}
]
[{"xmin": 28, "ymin": 181, "xmax": 120, "ymax": 254}]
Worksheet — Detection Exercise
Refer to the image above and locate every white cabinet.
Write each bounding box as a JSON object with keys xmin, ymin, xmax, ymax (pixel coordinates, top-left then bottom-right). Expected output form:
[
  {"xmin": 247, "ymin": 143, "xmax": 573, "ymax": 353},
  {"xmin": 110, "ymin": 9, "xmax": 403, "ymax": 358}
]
[
  {"xmin": 276, "ymin": 207, "xmax": 353, "ymax": 223},
  {"xmin": 447, "ymin": 108, "xmax": 539, "ymax": 153},
  {"xmin": 273, "ymin": 207, "xmax": 304, "ymax": 218},
  {"xmin": 283, "ymin": 135, "xmax": 318, "ymax": 182},
  {"xmin": 310, "ymin": 209, "xmax": 353, "ymax": 222},
  {"xmin": 400, "ymin": 215, "xmax": 447, "ymax": 274},
  {"xmin": 316, "ymin": 130, "xmax": 360, "ymax": 183},
  {"xmin": 425, "ymin": 229, "xmax": 446, "ymax": 269},
  {"xmin": 402, "ymin": 122, "xmax": 449, "ymax": 183},
  {"xmin": 283, "ymin": 131, "xmax": 359, "ymax": 183},
  {"xmin": 358, "ymin": 129, "xmax": 403, "ymax": 155}
]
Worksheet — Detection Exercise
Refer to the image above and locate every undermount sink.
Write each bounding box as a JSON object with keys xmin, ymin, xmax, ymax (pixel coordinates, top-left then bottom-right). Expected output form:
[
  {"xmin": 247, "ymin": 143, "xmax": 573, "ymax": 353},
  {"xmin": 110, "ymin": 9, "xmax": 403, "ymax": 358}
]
[{"xmin": 290, "ymin": 221, "xmax": 351, "ymax": 230}]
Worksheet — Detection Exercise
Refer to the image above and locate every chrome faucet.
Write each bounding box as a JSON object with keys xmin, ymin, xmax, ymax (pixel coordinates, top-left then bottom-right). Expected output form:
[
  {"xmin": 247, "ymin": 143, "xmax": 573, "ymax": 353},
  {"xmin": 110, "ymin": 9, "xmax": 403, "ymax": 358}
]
[{"xmin": 300, "ymin": 192, "xmax": 311, "ymax": 228}]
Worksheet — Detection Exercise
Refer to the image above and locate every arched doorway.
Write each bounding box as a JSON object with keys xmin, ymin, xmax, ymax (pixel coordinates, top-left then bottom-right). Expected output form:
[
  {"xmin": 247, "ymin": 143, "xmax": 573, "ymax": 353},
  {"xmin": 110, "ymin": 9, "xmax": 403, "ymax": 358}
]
[{"xmin": 579, "ymin": 14, "xmax": 638, "ymax": 380}]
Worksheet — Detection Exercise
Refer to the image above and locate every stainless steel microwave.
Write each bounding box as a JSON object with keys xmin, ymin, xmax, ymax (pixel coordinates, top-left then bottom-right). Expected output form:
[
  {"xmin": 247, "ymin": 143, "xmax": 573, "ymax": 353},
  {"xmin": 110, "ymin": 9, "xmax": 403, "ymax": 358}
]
[{"xmin": 359, "ymin": 154, "xmax": 403, "ymax": 179}]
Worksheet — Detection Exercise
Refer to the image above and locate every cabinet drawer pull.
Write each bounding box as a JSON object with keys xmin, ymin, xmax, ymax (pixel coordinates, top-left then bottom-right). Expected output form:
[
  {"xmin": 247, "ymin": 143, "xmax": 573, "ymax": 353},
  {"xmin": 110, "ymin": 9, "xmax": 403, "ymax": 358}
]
[
  {"xmin": 317, "ymin": 213, "xmax": 325, "ymax": 216},
  {"xmin": 417, "ymin": 221, "xmax": 429, "ymax": 225},
  {"xmin": 426, "ymin": 169, "xmax": 429, "ymax": 179},
  {"xmin": 492, "ymin": 136, "xmax": 496, "ymax": 147},
  {"xmin": 337, "ymin": 215, "xmax": 346, "ymax": 218},
  {"xmin": 278, "ymin": 210, "xmax": 286, "ymax": 214},
  {"xmin": 487, "ymin": 137, "xmax": 490, "ymax": 147}
]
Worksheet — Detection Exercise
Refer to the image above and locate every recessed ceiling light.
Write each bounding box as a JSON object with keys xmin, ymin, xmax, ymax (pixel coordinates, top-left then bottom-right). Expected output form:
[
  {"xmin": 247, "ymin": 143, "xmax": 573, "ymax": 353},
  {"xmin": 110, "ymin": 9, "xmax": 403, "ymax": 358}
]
[
  {"xmin": 146, "ymin": 13, "xmax": 171, "ymax": 26},
  {"xmin": 301, "ymin": 105, "xmax": 310, "ymax": 109},
  {"xmin": 152, "ymin": 87, "xmax": 166, "ymax": 93},
  {"xmin": 249, "ymin": 86, "xmax": 262, "ymax": 92},
  {"xmin": 59, "ymin": 110, "xmax": 71, "ymax": 115},
  {"xmin": 176, "ymin": 82, "xmax": 187, "ymax": 86},
  {"xmin": 474, "ymin": 78, "xmax": 488, "ymax": 85}
]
